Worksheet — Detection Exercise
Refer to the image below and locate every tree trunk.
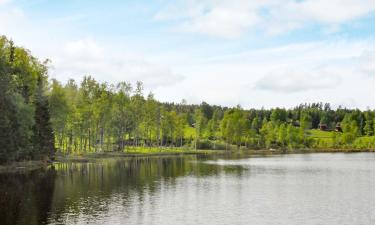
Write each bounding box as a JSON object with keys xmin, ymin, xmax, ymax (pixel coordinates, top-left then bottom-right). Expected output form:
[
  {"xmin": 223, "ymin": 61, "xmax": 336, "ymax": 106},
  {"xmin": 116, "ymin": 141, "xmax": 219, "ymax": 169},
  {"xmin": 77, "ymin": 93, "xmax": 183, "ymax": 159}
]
[
  {"xmin": 100, "ymin": 127, "xmax": 104, "ymax": 151},
  {"xmin": 88, "ymin": 128, "xmax": 91, "ymax": 152}
]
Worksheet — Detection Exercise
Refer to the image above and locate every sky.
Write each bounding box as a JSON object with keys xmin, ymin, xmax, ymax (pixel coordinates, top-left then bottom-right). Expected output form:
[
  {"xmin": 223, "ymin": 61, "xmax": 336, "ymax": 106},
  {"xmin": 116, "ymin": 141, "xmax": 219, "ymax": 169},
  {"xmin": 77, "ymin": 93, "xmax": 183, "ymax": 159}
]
[{"xmin": 1, "ymin": 0, "xmax": 375, "ymax": 109}]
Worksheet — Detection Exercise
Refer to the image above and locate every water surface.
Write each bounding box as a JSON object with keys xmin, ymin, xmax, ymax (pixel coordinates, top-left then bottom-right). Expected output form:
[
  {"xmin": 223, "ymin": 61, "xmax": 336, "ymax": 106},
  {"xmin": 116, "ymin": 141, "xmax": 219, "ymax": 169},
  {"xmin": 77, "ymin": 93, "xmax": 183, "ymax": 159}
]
[{"xmin": 1, "ymin": 153, "xmax": 375, "ymax": 225}]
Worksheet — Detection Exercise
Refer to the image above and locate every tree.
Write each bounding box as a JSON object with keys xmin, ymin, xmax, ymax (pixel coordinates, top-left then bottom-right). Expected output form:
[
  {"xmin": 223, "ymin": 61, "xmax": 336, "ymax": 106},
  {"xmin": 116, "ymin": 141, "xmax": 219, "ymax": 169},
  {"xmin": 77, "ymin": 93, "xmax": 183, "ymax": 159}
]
[
  {"xmin": 286, "ymin": 124, "xmax": 299, "ymax": 149},
  {"xmin": 32, "ymin": 76, "xmax": 55, "ymax": 160},
  {"xmin": 176, "ymin": 113, "xmax": 186, "ymax": 147},
  {"xmin": 260, "ymin": 121, "xmax": 276, "ymax": 149},
  {"xmin": 194, "ymin": 109, "xmax": 205, "ymax": 150},
  {"xmin": 270, "ymin": 108, "xmax": 287, "ymax": 124},
  {"xmin": 300, "ymin": 111, "xmax": 312, "ymax": 130},
  {"xmin": 341, "ymin": 114, "xmax": 358, "ymax": 145},
  {"xmin": 0, "ymin": 36, "xmax": 54, "ymax": 163},
  {"xmin": 131, "ymin": 81, "xmax": 145, "ymax": 147},
  {"xmin": 49, "ymin": 79, "xmax": 70, "ymax": 152},
  {"xmin": 207, "ymin": 109, "xmax": 220, "ymax": 149},
  {"xmin": 77, "ymin": 76, "xmax": 100, "ymax": 152},
  {"xmin": 143, "ymin": 93, "xmax": 159, "ymax": 147},
  {"xmin": 200, "ymin": 101, "xmax": 213, "ymax": 120},
  {"xmin": 221, "ymin": 108, "xmax": 249, "ymax": 149},
  {"xmin": 64, "ymin": 79, "xmax": 79, "ymax": 152},
  {"xmin": 277, "ymin": 124, "xmax": 287, "ymax": 148},
  {"xmin": 93, "ymin": 83, "xmax": 113, "ymax": 151},
  {"xmin": 251, "ymin": 115, "xmax": 261, "ymax": 134},
  {"xmin": 364, "ymin": 112, "xmax": 374, "ymax": 136},
  {"xmin": 112, "ymin": 82, "xmax": 132, "ymax": 150},
  {"xmin": 0, "ymin": 64, "xmax": 21, "ymax": 162}
]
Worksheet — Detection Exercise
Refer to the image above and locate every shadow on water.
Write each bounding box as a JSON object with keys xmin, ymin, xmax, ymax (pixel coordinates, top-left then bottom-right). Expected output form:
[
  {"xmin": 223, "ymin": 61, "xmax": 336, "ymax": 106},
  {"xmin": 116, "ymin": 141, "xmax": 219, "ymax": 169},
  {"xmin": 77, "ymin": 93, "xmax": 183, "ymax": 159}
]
[
  {"xmin": 0, "ymin": 168, "xmax": 56, "ymax": 225},
  {"xmin": 0, "ymin": 154, "xmax": 246, "ymax": 225}
]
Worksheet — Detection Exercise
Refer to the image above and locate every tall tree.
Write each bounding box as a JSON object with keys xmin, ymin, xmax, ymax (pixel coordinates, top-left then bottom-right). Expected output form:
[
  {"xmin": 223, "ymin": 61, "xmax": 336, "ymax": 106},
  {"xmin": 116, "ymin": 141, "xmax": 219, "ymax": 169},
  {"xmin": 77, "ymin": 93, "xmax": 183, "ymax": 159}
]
[
  {"xmin": 194, "ymin": 109, "xmax": 205, "ymax": 150},
  {"xmin": 32, "ymin": 75, "xmax": 55, "ymax": 160}
]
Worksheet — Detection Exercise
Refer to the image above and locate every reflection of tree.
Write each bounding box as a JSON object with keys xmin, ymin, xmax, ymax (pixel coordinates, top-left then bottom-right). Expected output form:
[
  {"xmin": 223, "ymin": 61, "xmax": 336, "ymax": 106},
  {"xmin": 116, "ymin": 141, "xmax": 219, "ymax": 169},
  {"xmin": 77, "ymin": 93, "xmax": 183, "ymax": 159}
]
[
  {"xmin": 1, "ymin": 155, "xmax": 246, "ymax": 225},
  {"xmin": 34, "ymin": 168, "xmax": 57, "ymax": 225},
  {"xmin": 0, "ymin": 168, "xmax": 56, "ymax": 225},
  {"xmin": 49, "ymin": 156, "xmax": 235, "ymax": 221}
]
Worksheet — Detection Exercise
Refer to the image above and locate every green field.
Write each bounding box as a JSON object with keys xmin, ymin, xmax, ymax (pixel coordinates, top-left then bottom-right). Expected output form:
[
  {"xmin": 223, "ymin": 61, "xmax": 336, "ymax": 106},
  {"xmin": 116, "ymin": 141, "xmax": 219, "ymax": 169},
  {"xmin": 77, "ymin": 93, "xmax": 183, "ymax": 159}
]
[{"xmin": 308, "ymin": 129, "xmax": 334, "ymax": 138}]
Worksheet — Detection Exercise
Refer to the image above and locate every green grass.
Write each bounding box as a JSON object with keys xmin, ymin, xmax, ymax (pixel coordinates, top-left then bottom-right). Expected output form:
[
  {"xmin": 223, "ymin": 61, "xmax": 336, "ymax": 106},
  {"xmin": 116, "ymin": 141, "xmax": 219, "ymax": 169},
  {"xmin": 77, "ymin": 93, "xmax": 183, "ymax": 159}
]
[
  {"xmin": 308, "ymin": 129, "xmax": 337, "ymax": 149},
  {"xmin": 308, "ymin": 129, "xmax": 334, "ymax": 139},
  {"xmin": 124, "ymin": 146, "xmax": 193, "ymax": 154}
]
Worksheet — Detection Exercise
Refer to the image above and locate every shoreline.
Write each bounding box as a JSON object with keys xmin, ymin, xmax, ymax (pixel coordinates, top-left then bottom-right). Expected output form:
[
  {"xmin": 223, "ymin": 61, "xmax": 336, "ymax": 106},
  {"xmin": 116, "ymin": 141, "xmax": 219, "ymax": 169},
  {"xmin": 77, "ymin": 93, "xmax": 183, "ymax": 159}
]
[
  {"xmin": 0, "ymin": 160, "xmax": 50, "ymax": 174},
  {"xmin": 1, "ymin": 148, "xmax": 375, "ymax": 173}
]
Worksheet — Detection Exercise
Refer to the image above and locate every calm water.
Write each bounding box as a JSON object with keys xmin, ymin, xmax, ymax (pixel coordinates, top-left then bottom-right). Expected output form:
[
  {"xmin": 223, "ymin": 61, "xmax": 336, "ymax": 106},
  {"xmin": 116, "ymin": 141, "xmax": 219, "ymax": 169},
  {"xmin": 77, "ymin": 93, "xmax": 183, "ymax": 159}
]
[{"xmin": 1, "ymin": 153, "xmax": 375, "ymax": 225}]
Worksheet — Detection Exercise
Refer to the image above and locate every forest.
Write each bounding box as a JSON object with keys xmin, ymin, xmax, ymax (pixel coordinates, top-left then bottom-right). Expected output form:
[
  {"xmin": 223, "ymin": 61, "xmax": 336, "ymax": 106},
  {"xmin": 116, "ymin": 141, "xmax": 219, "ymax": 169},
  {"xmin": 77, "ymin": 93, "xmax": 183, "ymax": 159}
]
[{"xmin": 1, "ymin": 36, "xmax": 375, "ymax": 163}]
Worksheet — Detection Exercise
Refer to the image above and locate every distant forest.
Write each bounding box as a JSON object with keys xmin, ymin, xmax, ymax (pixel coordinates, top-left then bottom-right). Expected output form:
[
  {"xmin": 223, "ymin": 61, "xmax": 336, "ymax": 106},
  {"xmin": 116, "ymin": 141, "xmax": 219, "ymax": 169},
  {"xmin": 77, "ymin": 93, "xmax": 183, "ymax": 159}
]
[{"xmin": 1, "ymin": 36, "xmax": 375, "ymax": 163}]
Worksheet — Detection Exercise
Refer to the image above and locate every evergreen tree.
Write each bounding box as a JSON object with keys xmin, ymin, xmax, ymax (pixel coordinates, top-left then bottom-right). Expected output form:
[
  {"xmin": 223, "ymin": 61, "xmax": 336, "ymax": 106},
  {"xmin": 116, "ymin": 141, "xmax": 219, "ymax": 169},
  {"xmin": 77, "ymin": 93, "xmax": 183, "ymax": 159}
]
[{"xmin": 32, "ymin": 76, "xmax": 55, "ymax": 160}]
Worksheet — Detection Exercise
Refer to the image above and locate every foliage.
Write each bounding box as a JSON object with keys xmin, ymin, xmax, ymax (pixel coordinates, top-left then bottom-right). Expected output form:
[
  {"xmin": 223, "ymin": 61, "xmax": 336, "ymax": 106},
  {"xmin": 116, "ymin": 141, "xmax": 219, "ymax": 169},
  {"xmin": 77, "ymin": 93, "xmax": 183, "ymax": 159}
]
[{"xmin": 0, "ymin": 36, "xmax": 54, "ymax": 163}]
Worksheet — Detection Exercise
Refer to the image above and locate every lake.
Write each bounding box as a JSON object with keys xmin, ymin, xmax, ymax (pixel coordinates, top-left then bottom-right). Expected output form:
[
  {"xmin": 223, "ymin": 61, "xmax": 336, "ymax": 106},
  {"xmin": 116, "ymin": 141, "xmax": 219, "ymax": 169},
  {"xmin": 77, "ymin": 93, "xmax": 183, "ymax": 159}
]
[{"xmin": 1, "ymin": 152, "xmax": 375, "ymax": 225}]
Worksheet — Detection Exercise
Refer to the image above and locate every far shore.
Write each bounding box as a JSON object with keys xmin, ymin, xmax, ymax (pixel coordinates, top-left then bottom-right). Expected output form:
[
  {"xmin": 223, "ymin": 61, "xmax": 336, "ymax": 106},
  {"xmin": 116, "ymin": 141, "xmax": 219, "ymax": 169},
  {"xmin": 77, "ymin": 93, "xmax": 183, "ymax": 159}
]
[{"xmin": 1, "ymin": 148, "xmax": 375, "ymax": 174}]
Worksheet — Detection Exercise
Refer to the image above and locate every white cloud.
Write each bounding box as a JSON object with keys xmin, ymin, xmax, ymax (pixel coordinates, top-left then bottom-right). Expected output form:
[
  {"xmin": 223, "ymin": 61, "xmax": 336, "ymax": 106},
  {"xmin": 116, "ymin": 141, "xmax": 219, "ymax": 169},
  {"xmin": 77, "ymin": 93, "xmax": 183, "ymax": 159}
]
[
  {"xmin": 152, "ymin": 40, "xmax": 375, "ymax": 109},
  {"xmin": 155, "ymin": 0, "xmax": 375, "ymax": 37},
  {"xmin": 178, "ymin": 1, "xmax": 261, "ymax": 38},
  {"xmin": 64, "ymin": 38, "xmax": 104, "ymax": 59},
  {"xmin": 264, "ymin": 0, "xmax": 375, "ymax": 35},
  {"xmin": 155, "ymin": 0, "xmax": 268, "ymax": 37},
  {"xmin": 254, "ymin": 68, "xmax": 342, "ymax": 93},
  {"xmin": 298, "ymin": 0, "xmax": 375, "ymax": 24},
  {"xmin": 359, "ymin": 51, "xmax": 375, "ymax": 75},
  {"xmin": 50, "ymin": 39, "xmax": 184, "ymax": 89}
]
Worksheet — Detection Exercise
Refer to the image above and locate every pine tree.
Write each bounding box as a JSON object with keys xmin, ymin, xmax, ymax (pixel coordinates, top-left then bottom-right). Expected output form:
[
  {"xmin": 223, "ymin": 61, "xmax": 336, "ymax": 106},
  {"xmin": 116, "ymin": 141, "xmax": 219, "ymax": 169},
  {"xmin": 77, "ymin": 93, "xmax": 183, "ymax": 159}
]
[
  {"xmin": 32, "ymin": 75, "xmax": 55, "ymax": 160},
  {"xmin": 0, "ymin": 38, "xmax": 21, "ymax": 162}
]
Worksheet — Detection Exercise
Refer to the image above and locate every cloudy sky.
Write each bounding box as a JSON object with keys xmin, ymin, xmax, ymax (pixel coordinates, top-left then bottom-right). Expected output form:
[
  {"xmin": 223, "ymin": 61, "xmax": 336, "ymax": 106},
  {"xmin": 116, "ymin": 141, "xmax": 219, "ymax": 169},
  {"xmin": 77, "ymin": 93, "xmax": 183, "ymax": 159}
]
[{"xmin": 1, "ymin": 0, "xmax": 375, "ymax": 109}]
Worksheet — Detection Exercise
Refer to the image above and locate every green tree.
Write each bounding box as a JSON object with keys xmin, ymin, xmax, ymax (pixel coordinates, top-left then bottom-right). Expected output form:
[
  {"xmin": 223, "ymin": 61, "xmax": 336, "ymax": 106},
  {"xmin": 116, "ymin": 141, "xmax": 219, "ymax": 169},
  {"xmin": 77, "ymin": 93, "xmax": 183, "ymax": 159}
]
[
  {"xmin": 32, "ymin": 76, "xmax": 55, "ymax": 160},
  {"xmin": 260, "ymin": 121, "xmax": 276, "ymax": 149},
  {"xmin": 112, "ymin": 82, "xmax": 132, "ymax": 150},
  {"xmin": 270, "ymin": 108, "xmax": 287, "ymax": 124},
  {"xmin": 131, "ymin": 81, "xmax": 145, "ymax": 146},
  {"xmin": 49, "ymin": 79, "xmax": 70, "ymax": 152},
  {"xmin": 143, "ymin": 93, "xmax": 159, "ymax": 147},
  {"xmin": 175, "ymin": 113, "xmax": 186, "ymax": 147},
  {"xmin": 194, "ymin": 109, "xmax": 205, "ymax": 150},
  {"xmin": 300, "ymin": 111, "xmax": 312, "ymax": 130},
  {"xmin": 221, "ymin": 108, "xmax": 247, "ymax": 149},
  {"xmin": 341, "ymin": 114, "xmax": 358, "ymax": 145},
  {"xmin": 277, "ymin": 123, "xmax": 287, "ymax": 148},
  {"xmin": 251, "ymin": 115, "xmax": 262, "ymax": 133},
  {"xmin": 363, "ymin": 112, "xmax": 374, "ymax": 136},
  {"xmin": 0, "ymin": 36, "xmax": 54, "ymax": 162},
  {"xmin": 207, "ymin": 109, "xmax": 220, "ymax": 148}
]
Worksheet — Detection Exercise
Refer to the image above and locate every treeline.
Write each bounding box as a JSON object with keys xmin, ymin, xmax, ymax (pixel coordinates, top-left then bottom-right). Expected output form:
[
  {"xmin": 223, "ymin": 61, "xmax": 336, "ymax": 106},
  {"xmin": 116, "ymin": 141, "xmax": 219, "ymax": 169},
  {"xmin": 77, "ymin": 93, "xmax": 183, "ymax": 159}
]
[
  {"xmin": 1, "ymin": 36, "xmax": 375, "ymax": 164},
  {"xmin": 0, "ymin": 36, "xmax": 54, "ymax": 163},
  {"xmin": 48, "ymin": 78, "xmax": 375, "ymax": 152}
]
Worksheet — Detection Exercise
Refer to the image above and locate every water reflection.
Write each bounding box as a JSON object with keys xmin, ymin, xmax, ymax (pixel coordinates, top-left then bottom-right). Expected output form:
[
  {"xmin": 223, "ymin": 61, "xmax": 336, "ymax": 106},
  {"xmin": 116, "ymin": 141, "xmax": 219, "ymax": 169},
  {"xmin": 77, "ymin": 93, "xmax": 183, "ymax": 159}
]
[
  {"xmin": 0, "ymin": 155, "xmax": 244, "ymax": 225},
  {"xmin": 1, "ymin": 153, "xmax": 375, "ymax": 225},
  {"xmin": 0, "ymin": 168, "xmax": 56, "ymax": 225}
]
